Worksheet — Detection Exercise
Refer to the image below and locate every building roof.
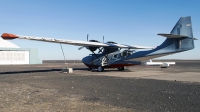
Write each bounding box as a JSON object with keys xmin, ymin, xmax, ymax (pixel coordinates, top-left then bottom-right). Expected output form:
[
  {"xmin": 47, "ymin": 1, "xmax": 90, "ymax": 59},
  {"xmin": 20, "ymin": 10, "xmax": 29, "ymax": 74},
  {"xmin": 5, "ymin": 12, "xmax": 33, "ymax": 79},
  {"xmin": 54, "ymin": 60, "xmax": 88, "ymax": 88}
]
[{"xmin": 0, "ymin": 38, "xmax": 19, "ymax": 48}]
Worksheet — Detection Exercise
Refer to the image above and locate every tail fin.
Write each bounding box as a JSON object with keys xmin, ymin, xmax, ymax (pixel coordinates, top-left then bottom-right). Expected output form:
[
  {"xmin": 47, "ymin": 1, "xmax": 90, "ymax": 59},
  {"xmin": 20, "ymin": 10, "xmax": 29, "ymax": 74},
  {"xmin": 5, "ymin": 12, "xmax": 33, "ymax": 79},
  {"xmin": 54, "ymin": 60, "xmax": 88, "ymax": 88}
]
[
  {"xmin": 158, "ymin": 16, "xmax": 195, "ymax": 51},
  {"xmin": 170, "ymin": 16, "xmax": 193, "ymax": 38},
  {"xmin": 132, "ymin": 17, "xmax": 195, "ymax": 61}
]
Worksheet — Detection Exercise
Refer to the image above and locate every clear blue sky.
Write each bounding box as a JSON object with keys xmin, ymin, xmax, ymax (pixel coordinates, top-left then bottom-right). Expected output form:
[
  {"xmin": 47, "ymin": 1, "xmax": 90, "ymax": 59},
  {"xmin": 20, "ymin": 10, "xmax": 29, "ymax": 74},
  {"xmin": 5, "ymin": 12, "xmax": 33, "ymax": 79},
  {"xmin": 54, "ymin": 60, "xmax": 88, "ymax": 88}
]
[{"xmin": 0, "ymin": 0, "xmax": 199, "ymax": 60}]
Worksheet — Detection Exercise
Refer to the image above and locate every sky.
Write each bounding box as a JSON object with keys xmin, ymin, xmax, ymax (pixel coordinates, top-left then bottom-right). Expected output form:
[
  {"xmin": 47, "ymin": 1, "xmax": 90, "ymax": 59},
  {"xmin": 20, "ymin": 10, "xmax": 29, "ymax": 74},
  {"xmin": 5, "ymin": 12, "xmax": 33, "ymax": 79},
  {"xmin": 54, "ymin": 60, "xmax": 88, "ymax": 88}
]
[{"xmin": 0, "ymin": 0, "xmax": 199, "ymax": 60}]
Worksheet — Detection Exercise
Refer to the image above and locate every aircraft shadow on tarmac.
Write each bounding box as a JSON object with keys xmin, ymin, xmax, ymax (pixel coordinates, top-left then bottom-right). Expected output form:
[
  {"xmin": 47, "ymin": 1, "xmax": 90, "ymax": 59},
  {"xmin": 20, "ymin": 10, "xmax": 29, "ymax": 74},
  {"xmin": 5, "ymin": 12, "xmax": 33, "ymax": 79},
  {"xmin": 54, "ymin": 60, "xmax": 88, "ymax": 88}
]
[
  {"xmin": 0, "ymin": 68, "xmax": 88, "ymax": 75},
  {"xmin": 0, "ymin": 67, "xmax": 132, "ymax": 75}
]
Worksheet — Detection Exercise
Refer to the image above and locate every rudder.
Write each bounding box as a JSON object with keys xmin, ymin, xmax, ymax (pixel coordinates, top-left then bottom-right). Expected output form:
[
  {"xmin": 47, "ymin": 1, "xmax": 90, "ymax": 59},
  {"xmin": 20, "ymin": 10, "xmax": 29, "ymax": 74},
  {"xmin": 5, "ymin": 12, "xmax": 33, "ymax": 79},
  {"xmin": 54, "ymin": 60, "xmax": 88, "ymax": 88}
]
[
  {"xmin": 158, "ymin": 16, "xmax": 195, "ymax": 51},
  {"xmin": 170, "ymin": 16, "xmax": 193, "ymax": 38}
]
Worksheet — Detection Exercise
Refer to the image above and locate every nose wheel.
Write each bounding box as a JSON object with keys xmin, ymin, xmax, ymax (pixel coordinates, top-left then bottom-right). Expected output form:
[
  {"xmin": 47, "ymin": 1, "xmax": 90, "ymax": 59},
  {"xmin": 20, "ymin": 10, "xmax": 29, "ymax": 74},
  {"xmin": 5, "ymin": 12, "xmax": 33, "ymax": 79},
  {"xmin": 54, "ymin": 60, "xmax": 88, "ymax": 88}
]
[
  {"xmin": 88, "ymin": 67, "xmax": 92, "ymax": 71},
  {"xmin": 97, "ymin": 67, "xmax": 104, "ymax": 72}
]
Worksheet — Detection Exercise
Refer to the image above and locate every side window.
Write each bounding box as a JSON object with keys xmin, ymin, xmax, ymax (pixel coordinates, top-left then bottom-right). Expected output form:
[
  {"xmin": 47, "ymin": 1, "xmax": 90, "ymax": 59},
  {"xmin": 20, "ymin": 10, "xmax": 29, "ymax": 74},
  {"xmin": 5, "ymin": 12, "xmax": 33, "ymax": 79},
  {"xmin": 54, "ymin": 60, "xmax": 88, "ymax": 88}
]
[
  {"xmin": 114, "ymin": 54, "xmax": 117, "ymax": 58},
  {"xmin": 112, "ymin": 54, "xmax": 118, "ymax": 60}
]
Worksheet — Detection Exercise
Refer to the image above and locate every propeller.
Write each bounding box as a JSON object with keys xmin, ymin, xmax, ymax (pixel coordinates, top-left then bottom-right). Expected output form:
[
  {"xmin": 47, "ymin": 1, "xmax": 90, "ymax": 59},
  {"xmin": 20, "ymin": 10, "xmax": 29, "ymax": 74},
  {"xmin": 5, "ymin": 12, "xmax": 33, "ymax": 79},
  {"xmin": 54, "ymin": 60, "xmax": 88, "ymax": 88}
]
[
  {"xmin": 78, "ymin": 34, "xmax": 89, "ymax": 50},
  {"xmin": 78, "ymin": 46, "xmax": 84, "ymax": 50}
]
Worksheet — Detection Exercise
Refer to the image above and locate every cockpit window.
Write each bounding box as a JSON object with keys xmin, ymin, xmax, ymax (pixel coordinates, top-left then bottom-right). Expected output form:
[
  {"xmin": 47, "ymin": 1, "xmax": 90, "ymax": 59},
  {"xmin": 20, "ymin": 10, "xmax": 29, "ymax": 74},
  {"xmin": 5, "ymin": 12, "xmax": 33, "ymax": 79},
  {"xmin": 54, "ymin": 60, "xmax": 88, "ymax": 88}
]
[{"xmin": 121, "ymin": 50, "xmax": 133, "ymax": 57}]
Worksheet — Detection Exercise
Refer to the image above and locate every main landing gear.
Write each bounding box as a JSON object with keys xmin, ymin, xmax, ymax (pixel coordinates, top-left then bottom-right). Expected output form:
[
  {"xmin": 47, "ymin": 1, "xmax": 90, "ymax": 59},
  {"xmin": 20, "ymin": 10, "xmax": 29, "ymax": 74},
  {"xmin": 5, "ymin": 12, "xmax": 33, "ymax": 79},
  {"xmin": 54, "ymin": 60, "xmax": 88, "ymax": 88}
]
[
  {"xmin": 88, "ymin": 67, "xmax": 104, "ymax": 72},
  {"xmin": 97, "ymin": 67, "xmax": 104, "ymax": 72},
  {"xmin": 89, "ymin": 66, "xmax": 126, "ymax": 72},
  {"xmin": 117, "ymin": 67, "xmax": 125, "ymax": 71}
]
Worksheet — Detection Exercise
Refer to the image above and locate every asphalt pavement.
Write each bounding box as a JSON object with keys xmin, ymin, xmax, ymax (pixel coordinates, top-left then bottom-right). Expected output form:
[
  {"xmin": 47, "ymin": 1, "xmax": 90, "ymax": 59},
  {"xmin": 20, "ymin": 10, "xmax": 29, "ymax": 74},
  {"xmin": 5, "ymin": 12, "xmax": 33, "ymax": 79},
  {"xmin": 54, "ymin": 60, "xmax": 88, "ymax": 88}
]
[{"xmin": 0, "ymin": 60, "xmax": 199, "ymax": 112}]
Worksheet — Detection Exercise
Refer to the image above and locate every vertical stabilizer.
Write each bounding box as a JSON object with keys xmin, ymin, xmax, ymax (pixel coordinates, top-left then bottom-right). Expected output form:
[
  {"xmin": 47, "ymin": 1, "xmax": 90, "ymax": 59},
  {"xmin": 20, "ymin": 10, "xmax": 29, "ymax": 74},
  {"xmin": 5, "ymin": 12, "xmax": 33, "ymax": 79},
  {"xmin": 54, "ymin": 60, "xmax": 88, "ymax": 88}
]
[
  {"xmin": 128, "ymin": 16, "xmax": 195, "ymax": 62},
  {"xmin": 157, "ymin": 16, "xmax": 195, "ymax": 51},
  {"xmin": 170, "ymin": 16, "xmax": 193, "ymax": 38}
]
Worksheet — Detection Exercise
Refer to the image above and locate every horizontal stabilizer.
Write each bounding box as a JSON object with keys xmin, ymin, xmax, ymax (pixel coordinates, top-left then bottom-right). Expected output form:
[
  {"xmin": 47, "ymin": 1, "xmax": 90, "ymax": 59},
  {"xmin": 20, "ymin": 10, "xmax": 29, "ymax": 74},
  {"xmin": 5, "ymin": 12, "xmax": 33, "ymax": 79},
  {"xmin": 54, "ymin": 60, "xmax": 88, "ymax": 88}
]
[
  {"xmin": 193, "ymin": 38, "xmax": 198, "ymax": 40},
  {"xmin": 157, "ymin": 33, "xmax": 189, "ymax": 38}
]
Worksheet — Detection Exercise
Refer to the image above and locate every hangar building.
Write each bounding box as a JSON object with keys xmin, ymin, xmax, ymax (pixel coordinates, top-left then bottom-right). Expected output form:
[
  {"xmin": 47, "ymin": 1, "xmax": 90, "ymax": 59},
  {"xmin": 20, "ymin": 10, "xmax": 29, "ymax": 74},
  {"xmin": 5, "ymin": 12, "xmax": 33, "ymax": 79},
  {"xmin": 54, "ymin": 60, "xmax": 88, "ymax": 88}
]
[{"xmin": 0, "ymin": 38, "xmax": 42, "ymax": 65}]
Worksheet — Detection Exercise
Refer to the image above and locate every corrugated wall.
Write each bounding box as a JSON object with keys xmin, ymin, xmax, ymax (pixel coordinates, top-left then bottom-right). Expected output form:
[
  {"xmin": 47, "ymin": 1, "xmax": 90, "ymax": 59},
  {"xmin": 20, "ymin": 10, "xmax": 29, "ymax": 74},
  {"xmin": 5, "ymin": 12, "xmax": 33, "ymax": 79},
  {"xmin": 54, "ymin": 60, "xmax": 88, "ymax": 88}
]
[{"xmin": 0, "ymin": 48, "xmax": 42, "ymax": 65}]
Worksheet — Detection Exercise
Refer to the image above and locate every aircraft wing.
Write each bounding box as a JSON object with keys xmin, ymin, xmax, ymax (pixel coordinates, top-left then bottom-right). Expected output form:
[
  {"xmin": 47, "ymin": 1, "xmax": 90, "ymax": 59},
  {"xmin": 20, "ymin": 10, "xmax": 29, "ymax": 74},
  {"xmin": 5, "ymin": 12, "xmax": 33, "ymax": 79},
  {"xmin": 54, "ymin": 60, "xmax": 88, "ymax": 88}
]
[
  {"xmin": 1, "ymin": 33, "xmax": 154, "ymax": 49},
  {"xmin": 129, "ymin": 45, "xmax": 155, "ymax": 49}
]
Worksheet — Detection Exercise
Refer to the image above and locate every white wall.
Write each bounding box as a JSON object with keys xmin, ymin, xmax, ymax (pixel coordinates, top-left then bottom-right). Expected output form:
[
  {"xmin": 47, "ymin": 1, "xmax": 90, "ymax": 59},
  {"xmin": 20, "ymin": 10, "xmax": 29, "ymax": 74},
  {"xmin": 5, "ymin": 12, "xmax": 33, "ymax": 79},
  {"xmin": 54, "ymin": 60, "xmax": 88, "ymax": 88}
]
[{"xmin": 0, "ymin": 51, "xmax": 29, "ymax": 64}]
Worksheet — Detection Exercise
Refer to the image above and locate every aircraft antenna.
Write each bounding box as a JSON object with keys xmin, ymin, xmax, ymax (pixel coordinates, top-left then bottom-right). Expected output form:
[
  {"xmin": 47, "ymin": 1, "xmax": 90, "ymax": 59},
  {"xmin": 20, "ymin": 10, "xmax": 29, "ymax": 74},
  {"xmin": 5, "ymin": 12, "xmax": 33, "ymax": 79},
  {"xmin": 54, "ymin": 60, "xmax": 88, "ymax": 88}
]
[
  {"xmin": 103, "ymin": 36, "xmax": 104, "ymax": 43},
  {"xmin": 87, "ymin": 34, "xmax": 89, "ymax": 41}
]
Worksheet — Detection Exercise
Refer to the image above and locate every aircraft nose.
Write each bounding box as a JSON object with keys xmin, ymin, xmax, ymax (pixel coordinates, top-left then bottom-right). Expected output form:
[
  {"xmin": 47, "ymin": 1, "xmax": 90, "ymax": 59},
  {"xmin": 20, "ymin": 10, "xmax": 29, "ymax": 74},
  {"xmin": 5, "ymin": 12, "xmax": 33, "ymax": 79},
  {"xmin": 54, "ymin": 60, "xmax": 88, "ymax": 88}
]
[{"xmin": 82, "ymin": 56, "xmax": 90, "ymax": 64}]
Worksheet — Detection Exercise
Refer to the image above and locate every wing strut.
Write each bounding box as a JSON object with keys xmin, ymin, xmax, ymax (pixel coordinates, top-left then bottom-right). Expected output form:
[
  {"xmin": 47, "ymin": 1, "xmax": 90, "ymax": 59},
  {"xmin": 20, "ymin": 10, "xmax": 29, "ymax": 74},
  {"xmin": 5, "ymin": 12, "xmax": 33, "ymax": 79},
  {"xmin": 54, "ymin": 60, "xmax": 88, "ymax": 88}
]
[
  {"xmin": 90, "ymin": 50, "xmax": 101, "ymax": 62},
  {"xmin": 60, "ymin": 44, "xmax": 67, "ymax": 65}
]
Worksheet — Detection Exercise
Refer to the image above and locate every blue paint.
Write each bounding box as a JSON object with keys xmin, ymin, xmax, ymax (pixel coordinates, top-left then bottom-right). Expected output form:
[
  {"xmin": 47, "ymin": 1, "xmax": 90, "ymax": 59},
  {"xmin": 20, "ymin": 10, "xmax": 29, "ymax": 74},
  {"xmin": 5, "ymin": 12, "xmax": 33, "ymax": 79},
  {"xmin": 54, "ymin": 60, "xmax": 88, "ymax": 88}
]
[{"xmin": 82, "ymin": 17, "xmax": 195, "ymax": 67}]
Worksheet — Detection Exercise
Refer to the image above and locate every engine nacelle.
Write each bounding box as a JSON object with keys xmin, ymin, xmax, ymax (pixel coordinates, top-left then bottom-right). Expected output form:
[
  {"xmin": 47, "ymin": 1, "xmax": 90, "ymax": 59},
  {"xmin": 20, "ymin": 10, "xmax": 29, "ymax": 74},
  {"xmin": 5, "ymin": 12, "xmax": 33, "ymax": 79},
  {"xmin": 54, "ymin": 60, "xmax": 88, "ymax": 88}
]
[
  {"xmin": 87, "ymin": 40, "xmax": 100, "ymax": 51},
  {"xmin": 87, "ymin": 47, "xmax": 98, "ymax": 51}
]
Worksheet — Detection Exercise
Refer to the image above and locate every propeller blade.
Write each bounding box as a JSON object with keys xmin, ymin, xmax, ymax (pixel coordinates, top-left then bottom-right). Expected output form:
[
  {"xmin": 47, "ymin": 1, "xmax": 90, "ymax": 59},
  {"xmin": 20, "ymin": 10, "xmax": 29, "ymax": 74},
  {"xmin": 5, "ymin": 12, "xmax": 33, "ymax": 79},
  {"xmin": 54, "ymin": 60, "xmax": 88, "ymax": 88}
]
[
  {"xmin": 79, "ymin": 34, "xmax": 89, "ymax": 50},
  {"xmin": 78, "ymin": 46, "xmax": 84, "ymax": 50}
]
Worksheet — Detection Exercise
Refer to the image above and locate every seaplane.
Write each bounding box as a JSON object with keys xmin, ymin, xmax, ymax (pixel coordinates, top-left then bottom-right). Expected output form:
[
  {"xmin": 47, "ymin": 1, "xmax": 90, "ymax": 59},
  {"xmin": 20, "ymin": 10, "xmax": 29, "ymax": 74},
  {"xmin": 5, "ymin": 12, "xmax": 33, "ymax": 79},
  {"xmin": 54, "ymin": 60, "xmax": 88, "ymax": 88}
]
[{"xmin": 1, "ymin": 16, "xmax": 197, "ymax": 72}]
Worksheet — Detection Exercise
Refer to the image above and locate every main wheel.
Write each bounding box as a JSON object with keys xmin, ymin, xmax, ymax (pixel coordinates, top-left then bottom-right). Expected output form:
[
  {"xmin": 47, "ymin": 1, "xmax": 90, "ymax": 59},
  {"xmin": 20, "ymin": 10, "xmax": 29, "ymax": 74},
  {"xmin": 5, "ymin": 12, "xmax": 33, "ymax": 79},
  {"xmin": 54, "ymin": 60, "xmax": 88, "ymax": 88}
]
[
  {"xmin": 97, "ymin": 67, "xmax": 104, "ymax": 72},
  {"xmin": 117, "ymin": 67, "xmax": 125, "ymax": 71}
]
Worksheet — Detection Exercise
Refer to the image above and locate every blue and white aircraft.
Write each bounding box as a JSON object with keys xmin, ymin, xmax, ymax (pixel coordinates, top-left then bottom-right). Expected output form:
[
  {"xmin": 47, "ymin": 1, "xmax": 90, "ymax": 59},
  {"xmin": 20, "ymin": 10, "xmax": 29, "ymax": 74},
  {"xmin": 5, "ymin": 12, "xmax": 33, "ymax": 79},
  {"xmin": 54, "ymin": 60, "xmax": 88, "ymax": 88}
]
[{"xmin": 1, "ymin": 16, "xmax": 197, "ymax": 72}]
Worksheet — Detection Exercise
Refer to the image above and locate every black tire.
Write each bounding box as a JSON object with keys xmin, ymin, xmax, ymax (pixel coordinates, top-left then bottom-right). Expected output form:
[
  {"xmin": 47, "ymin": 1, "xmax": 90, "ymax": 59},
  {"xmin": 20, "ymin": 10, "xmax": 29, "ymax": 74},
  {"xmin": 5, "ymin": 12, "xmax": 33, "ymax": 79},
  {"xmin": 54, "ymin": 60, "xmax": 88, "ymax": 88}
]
[
  {"xmin": 117, "ymin": 67, "xmax": 125, "ymax": 71},
  {"xmin": 97, "ymin": 67, "xmax": 104, "ymax": 72},
  {"xmin": 88, "ymin": 67, "xmax": 92, "ymax": 71}
]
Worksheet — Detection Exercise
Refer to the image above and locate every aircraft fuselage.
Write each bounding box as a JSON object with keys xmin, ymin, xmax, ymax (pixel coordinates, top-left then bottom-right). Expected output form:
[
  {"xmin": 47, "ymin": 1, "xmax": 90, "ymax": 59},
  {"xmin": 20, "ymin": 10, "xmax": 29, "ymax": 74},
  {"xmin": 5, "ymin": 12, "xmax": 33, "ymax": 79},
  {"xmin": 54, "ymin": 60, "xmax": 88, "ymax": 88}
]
[{"xmin": 82, "ymin": 50, "xmax": 139, "ymax": 68}]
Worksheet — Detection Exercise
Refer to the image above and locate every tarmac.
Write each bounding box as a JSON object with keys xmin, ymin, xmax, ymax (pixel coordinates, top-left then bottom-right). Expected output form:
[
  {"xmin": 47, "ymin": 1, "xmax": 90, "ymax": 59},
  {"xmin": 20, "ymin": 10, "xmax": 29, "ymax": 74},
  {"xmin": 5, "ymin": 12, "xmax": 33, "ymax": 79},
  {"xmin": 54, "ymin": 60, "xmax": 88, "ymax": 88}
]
[{"xmin": 0, "ymin": 60, "xmax": 200, "ymax": 112}]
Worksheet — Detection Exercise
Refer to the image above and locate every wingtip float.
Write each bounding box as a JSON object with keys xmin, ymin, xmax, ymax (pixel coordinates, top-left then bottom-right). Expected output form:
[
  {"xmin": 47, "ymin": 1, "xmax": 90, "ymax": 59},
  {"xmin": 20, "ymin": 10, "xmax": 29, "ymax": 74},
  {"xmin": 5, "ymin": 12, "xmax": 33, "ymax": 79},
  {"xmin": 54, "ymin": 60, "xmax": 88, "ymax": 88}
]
[{"xmin": 1, "ymin": 33, "xmax": 19, "ymax": 40}]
